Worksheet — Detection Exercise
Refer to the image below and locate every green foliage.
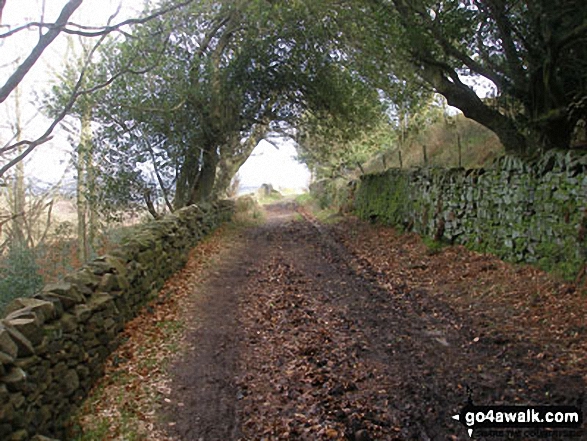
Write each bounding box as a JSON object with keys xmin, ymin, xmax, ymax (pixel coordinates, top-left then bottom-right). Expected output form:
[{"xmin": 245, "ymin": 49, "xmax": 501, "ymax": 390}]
[
  {"xmin": 69, "ymin": 0, "xmax": 383, "ymax": 210},
  {"xmin": 294, "ymin": 193, "xmax": 314, "ymax": 205},
  {"xmin": 310, "ymin": 178, "xmax": 354, "ymax": 212},
  {"xmin": 535, "ymin": 240, "xmax": 585, "ymax": 281},
  {"xmin": 297, "ymin": 114, "xmax": 395, "ymax": 180},
  {"xmin": 0, "ymin": 246, "xmax": 44, "ymax": 312},
  {"xmin": 256, "ymin": 192, "xmax": 284, "ymax": 205},
  {"xmin": 337, "ymin": 0, "xmax": 587, "ymax": 153},
  {"xmin": 421, "ymin": 237, "xmax": 447, "ymax": 255},
  {"xmin": 41, "ymin": 0, "xmax": 587, "ymax": 220}
]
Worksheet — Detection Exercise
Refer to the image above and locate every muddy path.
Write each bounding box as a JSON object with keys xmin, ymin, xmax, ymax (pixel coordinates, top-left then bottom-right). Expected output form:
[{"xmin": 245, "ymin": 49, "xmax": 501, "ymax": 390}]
[{"xmin": 159, "ymin": 202, "xmax": 585, "ymax": 441}]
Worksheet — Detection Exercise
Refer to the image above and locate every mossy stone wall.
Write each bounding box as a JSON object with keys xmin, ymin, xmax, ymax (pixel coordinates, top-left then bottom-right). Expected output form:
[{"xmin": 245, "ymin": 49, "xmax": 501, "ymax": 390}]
[
  {"xmin": 353, "ymin": 151, "xmax": 587, "ymax": 278},
  {"xmin": 0, "ymin": 201, "xmax": 234, "ymax": 440}
]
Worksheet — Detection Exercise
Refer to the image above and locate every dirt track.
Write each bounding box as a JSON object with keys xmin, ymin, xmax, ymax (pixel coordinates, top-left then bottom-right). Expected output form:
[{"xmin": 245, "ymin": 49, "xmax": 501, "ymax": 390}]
[{"xmin": 158, "ymin": 203, "xmax": 586, "ymax": 441}]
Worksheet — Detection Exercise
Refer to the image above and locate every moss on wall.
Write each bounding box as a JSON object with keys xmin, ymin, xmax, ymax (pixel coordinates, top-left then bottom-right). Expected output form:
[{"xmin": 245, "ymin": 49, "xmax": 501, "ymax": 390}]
[{"xmin": 350, "ymin": 150, "xmax": 587, "ymax": 279}]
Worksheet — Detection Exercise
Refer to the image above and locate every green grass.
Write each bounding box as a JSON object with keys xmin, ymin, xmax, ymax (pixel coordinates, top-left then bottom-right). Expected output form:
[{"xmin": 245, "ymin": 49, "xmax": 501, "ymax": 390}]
[
  {"xmin": 315, "ymin": 208, "xmax": 344, "ymax": 224},
  {"xmin": 294, "ymin": 192, "xmax": 345, "ymax": 225},
  {"xmin": 422, "ymin": 237, "xmax": 449, "ymax": 255},
  {"xmin": 72, "ymin": 418, "xmax": 111, "ymax": 441},
  {"xmin": 256, "ymin": 192, "xmax": 284, "ymax": 205},
  {"xmin": 363, "ymin": 114, "xmax": 504, "ymax": 175},
  {"xmin": 294, "ymin": 193, "xmax": 313, "ymax": 205}
]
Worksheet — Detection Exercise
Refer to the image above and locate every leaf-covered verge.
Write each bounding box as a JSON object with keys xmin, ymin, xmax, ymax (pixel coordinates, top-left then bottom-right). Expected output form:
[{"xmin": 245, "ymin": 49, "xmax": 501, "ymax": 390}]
[
  {"xmin": 327, "ymin": 217, "xmax": 587, "ymax": 379},
  {"xmin": 67, "ymin": 225, "xmax": 231, "ymax": 440}
]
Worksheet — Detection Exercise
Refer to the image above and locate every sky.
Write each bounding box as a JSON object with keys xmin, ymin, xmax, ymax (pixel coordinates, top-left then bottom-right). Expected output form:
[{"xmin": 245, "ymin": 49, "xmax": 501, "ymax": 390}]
[
  {"xmin": 0, "ymin": 0, "xmax": 309, "ymax": 193},
  {"xmin": 0, "ymin": 0, "xmax": 143, "ymax": 184},
  {"xmin": 237, "ymin": 140, "xmax": 311, "ymax": 193}
]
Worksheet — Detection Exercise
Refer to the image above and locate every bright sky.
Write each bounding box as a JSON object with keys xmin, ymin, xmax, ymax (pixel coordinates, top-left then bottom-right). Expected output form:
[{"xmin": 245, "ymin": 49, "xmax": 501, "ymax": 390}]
[
  {"xmin": 237, "ymin": 140, "xmax": 311, "ymax": 193},
  {"xmin": 0, "ymin": 0, "xmax": 309, "ymax": 192},
  {"xmin": 0, "ymin": 0, "xmax": 143, "ymax": 184}
]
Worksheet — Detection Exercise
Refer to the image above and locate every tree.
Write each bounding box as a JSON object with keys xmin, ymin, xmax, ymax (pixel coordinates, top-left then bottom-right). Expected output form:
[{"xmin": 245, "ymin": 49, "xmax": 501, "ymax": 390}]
[
  {"xmin": 0, "ymin": 0, "xmax": 198, "ymax": 178},
  {"xmin": 0, "ymin": 0, "xmax": 83, "ymax": 104},
  {"xmin": 87, "ymin": 0, "xmax": 243, "ymax": 213},
  {"xmin": 87, "ymin": 0, "xmax": 380, "ymax": 211},
  {"xmin": 295, "ymin": 64, "xmax": 390, "ymax": 179},
  {"xmin": 343, "ymin": 0, "xmax": 587, "ymax": 155},
  {"xmin": 43, "ymin": 37, "xmax": 114, "ymax": 262}
]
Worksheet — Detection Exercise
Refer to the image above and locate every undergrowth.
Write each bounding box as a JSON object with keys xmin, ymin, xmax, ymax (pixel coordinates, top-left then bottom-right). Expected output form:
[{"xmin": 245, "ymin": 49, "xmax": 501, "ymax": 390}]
[{"xmin": 233, "ymin": 195, "xmax": 265, "ymax": 225}]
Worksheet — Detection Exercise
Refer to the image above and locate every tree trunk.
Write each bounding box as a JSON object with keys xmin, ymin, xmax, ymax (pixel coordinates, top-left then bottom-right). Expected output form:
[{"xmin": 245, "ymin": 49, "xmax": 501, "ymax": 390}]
[
  {"xmin": 213, "ymin": 154, "xmax": 244, "ymax": 199},
  {"xmin": 143, "ymin": 189, "xmax": 161, "ymax": 219},
  {"xmin": 77, "ymin": 106, "xmax": 93, "ymax": 264},
  {"xmin": 189, "ymin": 147, "xmax": 219, "ymax": 204},
  {"xmin": 174, "ymin": 145, "xmax": 201, "ymax": 209},
  {"xmin": 12, "ymin": 84, "xmax": 26, "ymax": 248},
  {"xmin": 213, "ymin": 125, "xmax": 267, "ymax": 198},
  {"xmin": 420, "ymin": 64, "xmax": 528, "ymax": 155}
]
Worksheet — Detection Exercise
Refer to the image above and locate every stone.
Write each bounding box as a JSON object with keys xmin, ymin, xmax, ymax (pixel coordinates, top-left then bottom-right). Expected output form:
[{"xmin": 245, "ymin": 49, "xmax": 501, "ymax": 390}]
[
  {"xmin": 9, "ymin": 393, "xmax": 24, "ymax": 410},
  {"xmin": 0, "ymin": 403, "xmax": 15, "ymax": 423},
  {"xmin": 53, "ymin": 362, "xmax": 67, "ymax": 376},
  {"xmin": 14, "ymin": 356, "xmax": 39, "ymax": 371},
  {"xmin": 9, "ymin": 429, "xmax": 28, "ymax": 441},
  {"xmin": 98, "ymin": 273, "xmax": 120, "ymax": 291},
  {"xmin": 0, "ymin": 384, "xmax": 8, "ymax": 402},
  {"xmin": 4, "ymin": 309, "xmax": 39, "ymax": 325},
  {"xmin": 73, "ymin": 304, "xmax": 91, "ymax": 323},
  {"xmin": 62, "ymin": 369, "xmax": 79, "ymax": 396},
  {"xmin": 42, "ymin": 282, "xmax": 84, "ymax": 309},
  {"xmin": 2, "ymin": 367, "xmax": 27, "ymax": 392},
  {"xmin": 32, "ymin": 295, "xmax": 64, "ymax": 319},
  {"xmin": 89, "ymin": 255, "xmax": 127, "ymax": 277},
  {"xmin": 66, "ymin": 269, "xmax": 100, "ymax": 291},
  {"xmin": 0, "ymin": 326, "xmax": 18, "ymax": 359},
  {"xmin": 355, "ymin": 429, "xmax": 371, "ymax": 441},
  {"xmin": 59, "ymin": 313, "xmax": 77, "ymax": 334},
  {"xmin": 76, "ymin": 365, "xmax": 90, "ymax": 381},
  {"xmin": 0, "ymin": 425, "xmax": 12, "ymax": 439},
  {"xmin": 32, "ymin": 407, "xmax": 53, "ymax": 432},
  {"xmin": 4, "ymin": 299, "xmax": 56, "ymax": 324},
  {"xmin": 5, "ymin": 318, "xmax": 44, "ymax": 346},
  {"xmin": 88, "ymin": 292, "xmax": 115, "ymax": 312},
  {"xmin": 2, "ymin": 324, "xmax": 34, "ymax": 357},
  {"xmin": 31, "ymin": 435, "xmax": 60, "ymax": 441},
  {"xmin": 103, "ymin": 318, "xmax": 117, "ymax": 333},
  {"xmin": 34, "ymin": 335, "xmax": 50, "ymax": 356}
]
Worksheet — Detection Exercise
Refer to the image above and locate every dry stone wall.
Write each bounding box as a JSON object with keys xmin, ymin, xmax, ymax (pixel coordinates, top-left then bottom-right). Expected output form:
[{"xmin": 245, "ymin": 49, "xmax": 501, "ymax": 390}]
[
  {"xmin": 0, "ymin": 201, "xmax": 234, "ymax": 440},
  {"xmin": 353, "ymin": 150, "xmax": 587, "ymax": 278}
]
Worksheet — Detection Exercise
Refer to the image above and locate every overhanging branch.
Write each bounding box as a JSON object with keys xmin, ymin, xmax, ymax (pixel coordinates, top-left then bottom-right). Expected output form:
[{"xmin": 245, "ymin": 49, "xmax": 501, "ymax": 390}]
[
  {"xmin": 0, "ymin": 0, "xmax": 83, "ymax": 104},
  {"xmin": 0, "ymin": 31, "xmax": 158, "ymax": 177}
]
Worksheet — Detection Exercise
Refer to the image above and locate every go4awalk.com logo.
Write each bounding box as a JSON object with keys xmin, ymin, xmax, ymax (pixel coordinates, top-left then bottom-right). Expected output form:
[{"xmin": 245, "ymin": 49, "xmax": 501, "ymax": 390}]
[{"xmin": 452, "ymin": 402, "xmax": 583, "ymax": 438}]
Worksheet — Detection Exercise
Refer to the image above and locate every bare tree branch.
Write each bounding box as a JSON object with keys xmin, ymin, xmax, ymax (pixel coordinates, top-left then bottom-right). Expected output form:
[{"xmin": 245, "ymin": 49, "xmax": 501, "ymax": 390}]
[
  {"xmin": 0, "ymin": 30, "xmax": 159, "ymax": 178},
  {"xmin": 0, "ymin": 0, "xmax": 83, "ymax": 104},
  {"xmin": 0, "ymin": 0, "xmax": 196, "ymax": 39},
  {"xmin": 61, "ymin": 0, "xmax": 195, "ymax": 37},
  {"xmin": 0, "ymin": 0, "xmax": 197, "ymax": 108},
  {"xmin": 146, "ymin": 142, "xmax": 174, "ymax": 213}
]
